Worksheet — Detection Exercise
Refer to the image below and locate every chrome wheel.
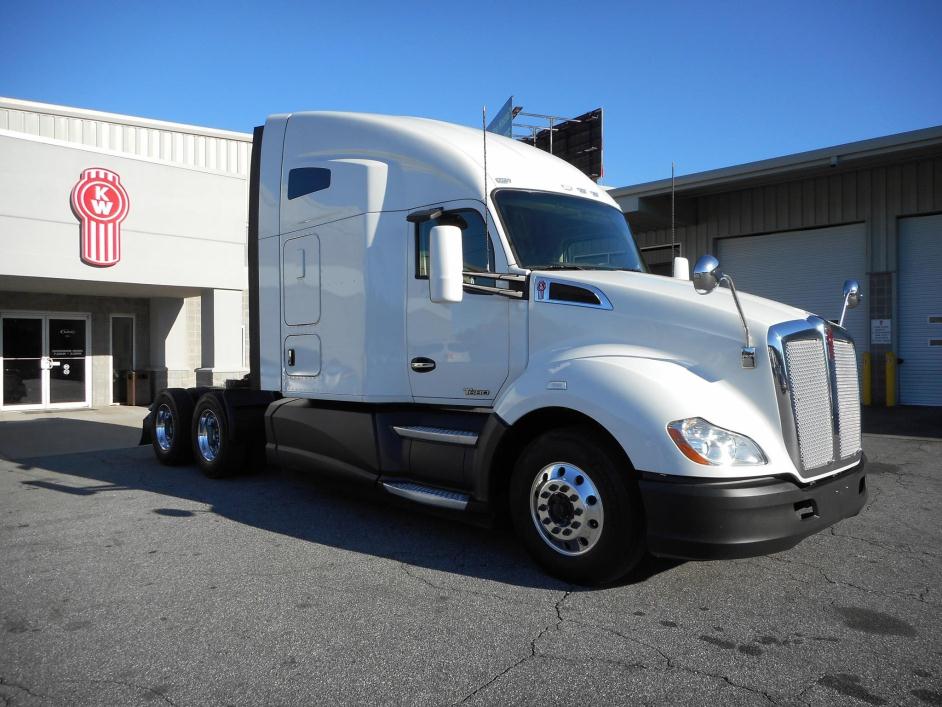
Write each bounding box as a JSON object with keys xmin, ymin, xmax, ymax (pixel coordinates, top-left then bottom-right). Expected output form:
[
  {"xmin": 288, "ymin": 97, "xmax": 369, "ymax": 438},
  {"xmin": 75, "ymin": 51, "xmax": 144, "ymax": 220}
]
[
  {"xmin": 155, "ymin": 404, "xmax": 174, "ymax": 452},
  {"xmin": 196, "ymin": 409, "xmax": 221, "ymax": 463},
  {"xmin": 530, "ymin": 462, "xmax": 604, "ymax": 556}
]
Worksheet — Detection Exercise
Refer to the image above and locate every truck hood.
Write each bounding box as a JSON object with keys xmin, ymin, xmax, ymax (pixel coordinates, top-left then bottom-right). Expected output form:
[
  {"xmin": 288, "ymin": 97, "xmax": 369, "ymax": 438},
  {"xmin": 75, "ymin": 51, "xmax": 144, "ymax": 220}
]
[{"xmin": 528, "ymin": 269, "xmax": 813, "ymax": 375}]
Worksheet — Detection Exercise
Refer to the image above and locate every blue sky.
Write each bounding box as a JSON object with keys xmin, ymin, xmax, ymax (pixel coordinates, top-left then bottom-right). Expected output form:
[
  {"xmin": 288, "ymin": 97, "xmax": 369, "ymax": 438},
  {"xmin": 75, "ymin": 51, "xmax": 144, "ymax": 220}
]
[{"xmin": 2, "ymin": 0, "xmax": 940, "ymax": 186}]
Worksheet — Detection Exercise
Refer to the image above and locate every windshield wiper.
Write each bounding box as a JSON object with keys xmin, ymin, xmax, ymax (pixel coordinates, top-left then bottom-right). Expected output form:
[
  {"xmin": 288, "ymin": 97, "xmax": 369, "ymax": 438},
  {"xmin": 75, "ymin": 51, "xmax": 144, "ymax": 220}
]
[
  {"xmin": 528, "ymin": 264, "xmax": 636, "ymax": 272},
  {"xmin": 528, "ymin": 264, "xmax": 592, "ymax": 271}
]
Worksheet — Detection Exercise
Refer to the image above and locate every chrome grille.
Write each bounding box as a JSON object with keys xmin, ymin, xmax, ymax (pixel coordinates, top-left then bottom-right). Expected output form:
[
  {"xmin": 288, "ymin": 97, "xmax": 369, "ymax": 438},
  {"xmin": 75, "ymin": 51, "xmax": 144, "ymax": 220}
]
[
  {"xmin": 784, "ymin": 337, "xmax": 834, "ymax": 470},
  {"xmin": 833, "ymin": 339, "xmax": 862, "ymax": 458},
  {"xmin": 770, "ymin": 318, "xmax": 864, "ymax": 479}
]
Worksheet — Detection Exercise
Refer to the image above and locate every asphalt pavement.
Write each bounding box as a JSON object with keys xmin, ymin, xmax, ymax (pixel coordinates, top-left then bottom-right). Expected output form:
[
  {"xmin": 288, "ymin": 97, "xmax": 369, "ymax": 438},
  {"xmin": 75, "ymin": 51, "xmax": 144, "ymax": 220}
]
[{"xmin": 0, "ymin": 423, "xmax": 940, "ymax": 706}]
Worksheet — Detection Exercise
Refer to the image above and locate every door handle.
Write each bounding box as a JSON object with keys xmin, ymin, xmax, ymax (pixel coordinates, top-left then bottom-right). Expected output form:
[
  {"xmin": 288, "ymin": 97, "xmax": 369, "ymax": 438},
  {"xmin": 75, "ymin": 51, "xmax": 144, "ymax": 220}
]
[
  {"xmin": 287, "ymin": 348, "xmax": 295, "ymax": 367},
  {"xmin": 410, "ymin": 357, "xmax": 436, "ymax": 372}
]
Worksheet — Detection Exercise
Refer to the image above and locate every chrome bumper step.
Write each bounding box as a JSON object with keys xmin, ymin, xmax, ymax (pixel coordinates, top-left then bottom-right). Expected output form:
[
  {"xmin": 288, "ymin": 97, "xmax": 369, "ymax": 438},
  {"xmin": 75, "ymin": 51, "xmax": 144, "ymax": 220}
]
[
  {"xmin": 392, "ymin": 425, "xmax": 478, "ymax": 446},
  {"xmin": 381, "ymin": 481, "xmax": 470, "ymax": 511}
]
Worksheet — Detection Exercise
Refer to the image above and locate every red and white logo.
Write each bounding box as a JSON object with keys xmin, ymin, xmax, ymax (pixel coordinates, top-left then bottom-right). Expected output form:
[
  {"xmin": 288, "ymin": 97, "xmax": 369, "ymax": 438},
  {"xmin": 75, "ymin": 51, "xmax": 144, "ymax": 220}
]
[{"xmin": 70, "ymin": 168, "xmax": 130, "ymax": 267}]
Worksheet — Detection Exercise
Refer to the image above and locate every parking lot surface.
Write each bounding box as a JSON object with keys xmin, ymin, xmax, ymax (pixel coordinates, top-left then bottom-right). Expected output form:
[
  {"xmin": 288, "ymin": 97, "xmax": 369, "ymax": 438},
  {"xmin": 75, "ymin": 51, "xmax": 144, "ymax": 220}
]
[{"xmin": 1, "ymin": 427, "xmax": 940, "ymax": 706}]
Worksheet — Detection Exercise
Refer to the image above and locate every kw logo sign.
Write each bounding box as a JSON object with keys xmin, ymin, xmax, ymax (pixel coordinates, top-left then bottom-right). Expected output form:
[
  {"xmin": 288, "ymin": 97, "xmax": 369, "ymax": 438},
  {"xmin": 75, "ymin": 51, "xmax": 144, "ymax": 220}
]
[{"xmin": 70, "ymin": 168, "xmax": 130, "ymax": 267}]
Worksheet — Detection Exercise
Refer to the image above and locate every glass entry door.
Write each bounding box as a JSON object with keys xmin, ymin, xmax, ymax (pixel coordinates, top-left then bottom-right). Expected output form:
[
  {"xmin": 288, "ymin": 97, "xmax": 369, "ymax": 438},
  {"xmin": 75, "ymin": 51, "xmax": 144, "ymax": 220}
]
[
  {"xmin": 1, "ymin": 314, "xmax": 90, "ymax": 409},
  {"xmin": 48, "ymin": 318, "xmax": 88, "ymax": 405},
  {"xmin": 2, "ymin": 317, "xmax": 43, "ymax": 407}
]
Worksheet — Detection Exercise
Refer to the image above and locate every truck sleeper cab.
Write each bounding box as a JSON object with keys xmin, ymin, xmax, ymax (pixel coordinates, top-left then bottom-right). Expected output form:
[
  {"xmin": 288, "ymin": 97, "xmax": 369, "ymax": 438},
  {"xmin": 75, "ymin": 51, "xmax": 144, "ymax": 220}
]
[{"xmin": 144, "ymin": 112, "xmax": 866, "ymax": 586}]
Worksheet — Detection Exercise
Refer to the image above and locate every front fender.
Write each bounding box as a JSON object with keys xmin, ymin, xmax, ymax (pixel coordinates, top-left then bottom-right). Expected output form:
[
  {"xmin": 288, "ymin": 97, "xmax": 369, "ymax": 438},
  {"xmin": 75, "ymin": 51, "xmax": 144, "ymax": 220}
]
[{"xmin": 494, "ymin": 354, "xmax": 799, "ymax": 480}]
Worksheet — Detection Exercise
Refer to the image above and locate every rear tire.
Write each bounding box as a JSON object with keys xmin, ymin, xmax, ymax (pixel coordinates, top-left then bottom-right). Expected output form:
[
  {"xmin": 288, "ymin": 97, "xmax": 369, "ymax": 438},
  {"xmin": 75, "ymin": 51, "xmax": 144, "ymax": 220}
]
[
  {"xmin": 191, "ymin": 393, "xmax": 245, "ymax": 479},
  {"xmin": 510, "ymin": 426, "xmax": 645, "ymax": 586},
  {"xmin": 150, "ymin": 389, "xmax": 194, "ymax": 466}
]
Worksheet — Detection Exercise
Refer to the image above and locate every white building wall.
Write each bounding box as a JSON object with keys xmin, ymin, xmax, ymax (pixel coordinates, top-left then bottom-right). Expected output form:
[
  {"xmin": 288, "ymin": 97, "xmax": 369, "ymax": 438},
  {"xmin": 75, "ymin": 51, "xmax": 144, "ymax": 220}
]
[
  {"xmin": 0, "ymin": 98, "xmax": 252, "ymax": 407},
  {"xmin": 0, "ymin": 132, "xmax": 247, "ymax": 291}
]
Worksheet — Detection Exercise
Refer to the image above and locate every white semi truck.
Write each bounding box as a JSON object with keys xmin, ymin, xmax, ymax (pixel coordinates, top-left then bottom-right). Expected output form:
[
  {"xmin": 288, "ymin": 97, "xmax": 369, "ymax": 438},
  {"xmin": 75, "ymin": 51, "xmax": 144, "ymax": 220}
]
[{"xmin": 143, "ymin": 111, "xmax": 867, "ymax": 585}]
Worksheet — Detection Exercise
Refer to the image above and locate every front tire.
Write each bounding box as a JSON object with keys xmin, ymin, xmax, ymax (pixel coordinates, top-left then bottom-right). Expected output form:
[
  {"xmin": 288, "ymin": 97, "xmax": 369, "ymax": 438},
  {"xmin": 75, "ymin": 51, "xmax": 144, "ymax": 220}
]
[
  {"xmin": 191, "ymin": 393, "xmax": 244, "ymax": 479},
  {"xmin": 510, "ymin": 426, "xmax": 645, "ymax": 585}
]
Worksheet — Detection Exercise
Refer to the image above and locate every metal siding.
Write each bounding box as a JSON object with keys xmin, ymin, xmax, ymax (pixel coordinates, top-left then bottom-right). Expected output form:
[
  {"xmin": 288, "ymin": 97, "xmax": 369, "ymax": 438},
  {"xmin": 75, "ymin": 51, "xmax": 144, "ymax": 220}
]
[
  {"xmin": 634, "ymin": 156, "xmax": 942, "ymax": 274},
  {"xmin": 898, "ymin": 214, "xmax": 942, "ymax": 405},
  {"xmin": 843, "ymin": 171, "xmax": 857, "ymax": 220},
  {"xmin": 0, "ymin": 103, "xmax": 251, "ymax": 177},
  {"xmin": 917, "ymin": 159, "xmax": 934, "ymax": 211}
]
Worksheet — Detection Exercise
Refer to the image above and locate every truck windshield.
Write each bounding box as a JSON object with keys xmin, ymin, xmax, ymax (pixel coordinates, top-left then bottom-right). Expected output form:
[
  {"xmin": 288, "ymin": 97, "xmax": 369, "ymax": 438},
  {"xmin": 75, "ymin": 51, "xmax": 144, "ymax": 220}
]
[{"xmin": 493, "ymin": 190, "xmax": 647, "ymax": 272}]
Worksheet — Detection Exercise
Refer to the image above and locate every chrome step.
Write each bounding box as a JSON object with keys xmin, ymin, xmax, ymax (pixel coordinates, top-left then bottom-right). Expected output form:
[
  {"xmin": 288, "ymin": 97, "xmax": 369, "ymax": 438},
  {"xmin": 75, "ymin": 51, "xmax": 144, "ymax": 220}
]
[
  {"xmin": 381, "ymin": 481, "xmax": 470, "ymax": 511},
  {"xmin": 392, "ymin": 425, "xmax": 478, "ymax": 446}
]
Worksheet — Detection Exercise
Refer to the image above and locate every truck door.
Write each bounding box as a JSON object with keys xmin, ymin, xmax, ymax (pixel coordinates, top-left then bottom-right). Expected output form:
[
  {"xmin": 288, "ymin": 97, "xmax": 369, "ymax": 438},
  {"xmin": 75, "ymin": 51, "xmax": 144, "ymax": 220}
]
[{"xmin": 406, "ymin": 206, "xmax": 510, "ymax": 404}]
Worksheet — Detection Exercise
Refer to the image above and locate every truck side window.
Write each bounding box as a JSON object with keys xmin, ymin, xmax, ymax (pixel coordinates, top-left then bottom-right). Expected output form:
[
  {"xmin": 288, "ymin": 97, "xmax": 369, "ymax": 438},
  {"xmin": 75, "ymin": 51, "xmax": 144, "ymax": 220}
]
[
  {"xmin": 288, "ymin": 168, "xmax": 331, "ymax": 200},
  {"xmin": 415, "ymin": 209, "xmax": 495, "ymax": 282}
]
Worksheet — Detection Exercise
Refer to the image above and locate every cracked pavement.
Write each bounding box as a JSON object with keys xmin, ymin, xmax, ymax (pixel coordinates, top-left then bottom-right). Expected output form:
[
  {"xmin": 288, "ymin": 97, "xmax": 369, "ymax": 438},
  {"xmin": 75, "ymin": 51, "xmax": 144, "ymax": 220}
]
[{"xmin": 1, "ymin": 431, "xmax": 940, "ymax": 706}]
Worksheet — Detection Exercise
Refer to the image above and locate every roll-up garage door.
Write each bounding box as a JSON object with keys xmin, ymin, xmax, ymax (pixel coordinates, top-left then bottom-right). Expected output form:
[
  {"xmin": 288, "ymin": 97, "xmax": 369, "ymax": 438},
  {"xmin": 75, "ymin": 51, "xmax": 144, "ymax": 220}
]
[
  {"xmin": 717, "ymin": 224, "xmax": 868, "ymax": 352},
  {"xmin": 898, "ymin": 214, "xmax": 942, "ymax": 406}
]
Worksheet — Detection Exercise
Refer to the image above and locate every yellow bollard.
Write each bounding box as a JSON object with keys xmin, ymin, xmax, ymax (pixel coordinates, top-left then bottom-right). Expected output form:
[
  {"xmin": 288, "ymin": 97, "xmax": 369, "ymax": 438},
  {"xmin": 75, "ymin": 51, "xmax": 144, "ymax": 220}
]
[
  {"xmin": 885, "ymin": 352, "xmax": 896, "ymax": 407},
  {"xmin": 862, "ymin": 352, "xmax": 872, "ymax": 406}
]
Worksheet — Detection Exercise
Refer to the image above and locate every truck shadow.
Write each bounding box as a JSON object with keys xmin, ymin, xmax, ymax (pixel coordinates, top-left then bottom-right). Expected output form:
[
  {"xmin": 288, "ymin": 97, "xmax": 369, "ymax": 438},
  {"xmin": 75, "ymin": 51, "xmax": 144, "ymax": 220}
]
[{"xmin": 12, "ymin": 445, "xmax": 682, "ymax": 590}]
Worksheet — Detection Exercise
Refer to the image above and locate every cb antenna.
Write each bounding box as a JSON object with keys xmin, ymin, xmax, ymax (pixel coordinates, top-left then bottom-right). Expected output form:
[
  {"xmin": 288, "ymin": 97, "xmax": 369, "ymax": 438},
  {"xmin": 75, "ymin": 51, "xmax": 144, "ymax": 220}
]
[
  {"xmin": 482, "ymin": 105, "xmax": 492, "ymax": 272},
  {"xmin": 671, "ymin": 161, "xmax": 677, "ymax": 258}
]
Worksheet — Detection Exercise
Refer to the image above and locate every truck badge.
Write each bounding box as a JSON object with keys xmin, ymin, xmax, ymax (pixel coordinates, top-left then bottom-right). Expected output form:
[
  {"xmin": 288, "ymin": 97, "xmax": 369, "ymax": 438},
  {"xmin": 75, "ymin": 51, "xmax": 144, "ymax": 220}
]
[
  {"xmin": 537, "ymin": 279, "xmax": 547, "ymax": 300},
  {"xmin": 464, "ymin": 388, "xmax": 490, "ymax": 397},
  {"xmin": 71, "ymin": 167, "xmax": 130, "ymax": 267}
]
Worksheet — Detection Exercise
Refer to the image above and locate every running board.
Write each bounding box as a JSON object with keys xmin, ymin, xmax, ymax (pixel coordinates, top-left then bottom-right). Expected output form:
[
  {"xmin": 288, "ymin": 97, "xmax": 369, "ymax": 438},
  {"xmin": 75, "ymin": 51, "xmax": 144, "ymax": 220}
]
[
  {"xmin": 392, "ymin": 425, "xmax": 478, "ymax": 446},
  {"xmin": 382, "ymin": 481, "xmax": 470, "ymax": 511}
]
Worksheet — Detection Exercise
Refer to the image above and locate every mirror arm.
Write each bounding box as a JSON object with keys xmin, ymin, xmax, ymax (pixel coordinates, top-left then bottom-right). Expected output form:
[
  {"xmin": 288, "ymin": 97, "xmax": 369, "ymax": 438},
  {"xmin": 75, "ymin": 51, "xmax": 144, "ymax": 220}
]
[{"xmin": 720, "ymin": 274, "xmax": 756, "ymax": 368}]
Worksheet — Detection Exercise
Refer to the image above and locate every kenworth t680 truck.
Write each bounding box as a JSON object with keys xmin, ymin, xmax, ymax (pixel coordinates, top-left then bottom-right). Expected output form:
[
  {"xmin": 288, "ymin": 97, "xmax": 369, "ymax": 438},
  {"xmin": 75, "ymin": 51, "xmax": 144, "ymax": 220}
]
[{"xmin": 143, "ymin": 111, "xmax": 867, "ymax": 585}]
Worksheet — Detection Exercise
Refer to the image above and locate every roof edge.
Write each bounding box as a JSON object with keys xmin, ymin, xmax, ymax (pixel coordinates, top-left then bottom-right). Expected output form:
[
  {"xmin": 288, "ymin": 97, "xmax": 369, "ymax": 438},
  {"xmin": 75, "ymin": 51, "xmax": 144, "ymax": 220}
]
[
  {"xmin": 612, "ymin": 124, "xmax": 942, "ymax": 198},
  {"xmin": 0, "ymin": 96, "xmax": 253, "ymax": 142}
]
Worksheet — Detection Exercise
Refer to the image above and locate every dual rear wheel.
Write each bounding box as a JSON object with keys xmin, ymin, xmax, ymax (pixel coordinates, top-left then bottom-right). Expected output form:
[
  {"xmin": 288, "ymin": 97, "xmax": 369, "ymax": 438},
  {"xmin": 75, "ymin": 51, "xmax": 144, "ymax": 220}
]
[{"xmin": 150, "ymin": 390, "xmax": 244, "ymax": 478}]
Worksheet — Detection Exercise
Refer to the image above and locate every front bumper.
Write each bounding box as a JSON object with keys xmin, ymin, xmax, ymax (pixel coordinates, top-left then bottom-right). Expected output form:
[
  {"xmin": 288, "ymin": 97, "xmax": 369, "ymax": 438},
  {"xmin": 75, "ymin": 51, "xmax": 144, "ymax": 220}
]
[{"xmin": 639, "ymin": 457, "xmax": 867, "ymax": 560}]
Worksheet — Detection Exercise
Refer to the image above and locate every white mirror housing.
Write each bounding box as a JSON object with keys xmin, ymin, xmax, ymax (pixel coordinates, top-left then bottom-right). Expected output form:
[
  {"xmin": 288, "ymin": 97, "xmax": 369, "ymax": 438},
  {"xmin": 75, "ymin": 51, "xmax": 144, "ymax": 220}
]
[
  {"xmin": 672, "ymin": 256, "xmax": 690, "ymax": 281},
  {"xmin": 429, "ymin": 225, "xmax": 464, "ymax": 303}
]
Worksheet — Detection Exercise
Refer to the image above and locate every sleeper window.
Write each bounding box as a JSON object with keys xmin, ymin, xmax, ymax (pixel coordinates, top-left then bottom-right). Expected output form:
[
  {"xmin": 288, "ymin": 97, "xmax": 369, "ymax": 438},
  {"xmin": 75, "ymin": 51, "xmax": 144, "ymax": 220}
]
[{"xmin": 288, "ymin": 168, "xmax": 331, "ymax": 200}]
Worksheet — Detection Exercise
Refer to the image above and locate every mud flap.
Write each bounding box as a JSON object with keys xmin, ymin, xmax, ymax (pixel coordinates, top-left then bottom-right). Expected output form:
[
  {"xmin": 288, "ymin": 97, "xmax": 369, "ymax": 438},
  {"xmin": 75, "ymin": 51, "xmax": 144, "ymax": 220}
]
[{"xmin": 139, "ymin": 411, "xmax": 153, "ymax": 446}]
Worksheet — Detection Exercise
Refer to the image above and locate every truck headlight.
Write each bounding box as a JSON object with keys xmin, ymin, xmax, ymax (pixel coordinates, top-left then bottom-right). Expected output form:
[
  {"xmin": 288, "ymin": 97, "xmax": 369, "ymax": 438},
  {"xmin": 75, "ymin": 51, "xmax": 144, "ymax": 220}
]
[{"xmin": 667, "ymin": 418, "xmax": 767, "ymax": 466}]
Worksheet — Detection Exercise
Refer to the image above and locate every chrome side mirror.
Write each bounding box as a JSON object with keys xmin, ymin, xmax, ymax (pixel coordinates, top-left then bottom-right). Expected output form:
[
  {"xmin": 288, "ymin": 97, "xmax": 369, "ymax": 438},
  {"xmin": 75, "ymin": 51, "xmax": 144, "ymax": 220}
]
[
  {"xmin": 843, "ymin": 280, "xmax": 861, "ymax": 309},
  {"xmin": 839, "ymin": 279, "xmax": 861, "ymax": 327},
  {"xmin": 692, "ymin": 254, "xmax": 722, "ymax": 295}
]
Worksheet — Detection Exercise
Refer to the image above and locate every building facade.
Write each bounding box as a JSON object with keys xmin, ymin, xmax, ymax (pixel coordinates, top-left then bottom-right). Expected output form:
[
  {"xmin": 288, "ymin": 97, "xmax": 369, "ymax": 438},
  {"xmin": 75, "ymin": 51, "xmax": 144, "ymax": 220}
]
[
  {"xmin": 612, "ymin": 126, "xmax": 942, "ymax": 406},
  {"xmin": 0, "ymin": 98, "xmax": 252, "ymax": 410}
]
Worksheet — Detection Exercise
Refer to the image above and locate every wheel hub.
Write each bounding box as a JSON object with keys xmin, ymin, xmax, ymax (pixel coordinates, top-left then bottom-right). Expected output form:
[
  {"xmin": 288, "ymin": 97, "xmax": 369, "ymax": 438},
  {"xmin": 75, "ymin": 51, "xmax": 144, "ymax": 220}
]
[
  {"xmin": 197, "ymin": 409, "xmax": 221, "ymax": 462},
  {"xmin": 530, "ymin": 462, "xmax": 604, "ymax": 557},
  {"xmin": 155, "ymin": 404, "xmax": 174, "ymax": 452},
  {"xmin": 547, "ymin": 492, "xmax": 575, "ymax": 525}
]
